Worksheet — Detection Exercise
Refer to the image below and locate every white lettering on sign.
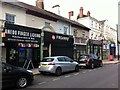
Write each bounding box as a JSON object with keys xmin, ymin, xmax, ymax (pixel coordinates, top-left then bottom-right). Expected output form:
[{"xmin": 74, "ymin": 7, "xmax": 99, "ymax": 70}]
[
  {"xmin": 56, "ymin": 35, "xmax": 69, "ymax": 41},
  {"xmin": 5, "ymin": 29, "xmax": 41, "ymax": 38}
]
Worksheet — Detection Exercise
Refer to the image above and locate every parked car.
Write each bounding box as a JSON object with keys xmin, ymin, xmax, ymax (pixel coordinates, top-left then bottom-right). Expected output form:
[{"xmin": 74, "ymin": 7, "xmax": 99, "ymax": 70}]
[
  {"xmin": 78, "ymin": 54, "xmax": 103, "ymax": 69},
  {"xmin": 2, "ymin": 62, "xmax": 34, "ymax": 89},
  {"xmin": 38, "ymin": 56, "xmax": 79, "ymax": 76}
]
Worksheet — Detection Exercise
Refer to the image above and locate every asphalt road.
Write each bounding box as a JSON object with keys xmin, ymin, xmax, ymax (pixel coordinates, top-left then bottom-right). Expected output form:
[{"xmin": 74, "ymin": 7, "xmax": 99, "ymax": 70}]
[{"xmin": 22, "ymin": 63, "xmax": 119, "ymax": 89}]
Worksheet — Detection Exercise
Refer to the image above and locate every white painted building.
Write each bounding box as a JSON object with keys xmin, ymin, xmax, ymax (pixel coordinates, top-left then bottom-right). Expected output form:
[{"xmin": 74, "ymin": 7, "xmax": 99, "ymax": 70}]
[{"xmin": 76, "ymin": 7, "xmax": 117, "ymax": 58}]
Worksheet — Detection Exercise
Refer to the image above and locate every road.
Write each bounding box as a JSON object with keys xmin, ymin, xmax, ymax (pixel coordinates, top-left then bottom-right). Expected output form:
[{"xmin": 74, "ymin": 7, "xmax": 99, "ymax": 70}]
[{"xmin": 22, "ymin": 63, "xmax": 119, "ymax": 89}]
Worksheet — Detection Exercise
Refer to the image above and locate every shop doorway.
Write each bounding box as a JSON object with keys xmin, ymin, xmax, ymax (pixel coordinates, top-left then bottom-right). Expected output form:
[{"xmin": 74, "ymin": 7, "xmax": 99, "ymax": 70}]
[{"xmin": 18, "ymin": 48, "xmax": 40, "ymax": 68}]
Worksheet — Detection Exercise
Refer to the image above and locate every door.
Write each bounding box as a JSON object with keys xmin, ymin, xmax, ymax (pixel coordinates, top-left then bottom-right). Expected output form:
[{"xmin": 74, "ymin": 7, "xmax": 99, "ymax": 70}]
[
  {"xmin": 64, "ymin": 56, "xmax": 75, "ymax": 71},
  {"xmin": 57, "ymin": 57, "xmax": 67, "ymax": 72}
]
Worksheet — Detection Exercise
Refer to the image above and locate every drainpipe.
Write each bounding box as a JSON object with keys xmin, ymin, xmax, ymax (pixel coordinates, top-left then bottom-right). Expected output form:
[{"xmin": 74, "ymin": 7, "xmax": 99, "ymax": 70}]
[{"xmin": 40, "ymin": 29, "xmax": 44, "ymax": 61}]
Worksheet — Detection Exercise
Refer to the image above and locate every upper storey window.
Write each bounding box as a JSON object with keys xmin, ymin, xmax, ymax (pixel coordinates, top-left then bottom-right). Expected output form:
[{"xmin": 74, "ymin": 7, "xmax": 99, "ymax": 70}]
[{"xmin": 6, "ymin": 13, "xmax": 15, "ymax": 24}]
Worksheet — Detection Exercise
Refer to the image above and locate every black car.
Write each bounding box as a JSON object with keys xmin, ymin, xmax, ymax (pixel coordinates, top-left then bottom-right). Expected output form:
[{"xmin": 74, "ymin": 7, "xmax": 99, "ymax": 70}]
[
  {"xmin": 78, "ymin": 54, "xmax": 103, "ymax": 69},
  {"xmin": 2, "ymin": 62, "xmax": 34, "ymax": 89}
]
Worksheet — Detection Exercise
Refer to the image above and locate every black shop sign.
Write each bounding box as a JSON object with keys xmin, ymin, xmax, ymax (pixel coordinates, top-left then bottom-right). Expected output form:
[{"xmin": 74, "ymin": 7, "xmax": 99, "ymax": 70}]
[{"xmin": 3, "ymin": 23, "xmax": 41, "ymax": 43}]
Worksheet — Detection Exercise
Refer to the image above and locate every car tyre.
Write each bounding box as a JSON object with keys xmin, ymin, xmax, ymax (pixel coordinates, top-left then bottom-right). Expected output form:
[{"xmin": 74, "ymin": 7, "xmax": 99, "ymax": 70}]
[
  {"xmin": 55, "ymin": 67, "xmax": 62, "ymax": 76},
  {"xmin": 91, "ymin": 63, "xmax": 94, "ymax": 69},
  {"xmin": 16, "ymin": 77, "xmax": 28, "ymax": 88},
  {"xmin": 75, "ymin": 65, "xmax": 79, "ymax": 72}
]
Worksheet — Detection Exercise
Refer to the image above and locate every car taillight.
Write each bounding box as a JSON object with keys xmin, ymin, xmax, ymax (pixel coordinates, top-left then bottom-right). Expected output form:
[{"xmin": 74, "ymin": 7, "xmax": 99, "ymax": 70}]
[
  {"xmin": 48, "ymin": 62, "xmax": 55, "ymax": 65},
  {"xmin": 87, "ymin": 58, "xmax": 91, "ymax": 61}
]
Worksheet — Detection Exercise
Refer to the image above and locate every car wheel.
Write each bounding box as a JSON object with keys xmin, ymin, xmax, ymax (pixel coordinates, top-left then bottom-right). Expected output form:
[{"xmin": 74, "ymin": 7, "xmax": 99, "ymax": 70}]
[
  {"xmin": 16, "ymin": 77, "xmax": 28, "ymax": 88},
  {"xmin": 55, "ymin": 67, "xmax": 62, "ymax": 76},
  {"xmin": 75, "ymin": 65, "xmax": 79, "ymax": 72},
  {"xmin": 91, "ymin": 63, "xmax": 94, "ymax": 69}
]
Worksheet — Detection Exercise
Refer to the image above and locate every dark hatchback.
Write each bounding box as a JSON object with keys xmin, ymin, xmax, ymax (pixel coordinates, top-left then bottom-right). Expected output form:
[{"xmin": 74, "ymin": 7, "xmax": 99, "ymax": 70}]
[
  {"xmin": 2, "ymin": 62, "xmax": 34, "ymax": 89},
  {"xmin": 78, "ymin": 54, "xmax": 103, "ymax": 69}
]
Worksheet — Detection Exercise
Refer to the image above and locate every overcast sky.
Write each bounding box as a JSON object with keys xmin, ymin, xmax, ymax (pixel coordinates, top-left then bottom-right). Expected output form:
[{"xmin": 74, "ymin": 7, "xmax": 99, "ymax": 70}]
[{"xmin": 18, "ymin": 0, "xmax": 119, "ymax": 29}]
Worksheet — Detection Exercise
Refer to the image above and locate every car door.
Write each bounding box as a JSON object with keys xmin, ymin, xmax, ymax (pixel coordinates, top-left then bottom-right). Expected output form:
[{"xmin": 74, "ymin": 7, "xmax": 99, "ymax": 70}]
[
  {"xmin": 64, "ymin": 57, "xmax": 75, "ymax": 71},
  {"xmin": 57, "ymin": 57, "xmax": 67, "ymax": 72},
  {"xmin": 2, "ymin": 63, "xmax": 16, "ymax": 88}
]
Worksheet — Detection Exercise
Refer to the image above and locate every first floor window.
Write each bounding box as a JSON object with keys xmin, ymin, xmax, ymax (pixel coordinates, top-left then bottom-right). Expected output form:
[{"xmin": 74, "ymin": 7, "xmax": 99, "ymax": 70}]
[{"xmin": 6, "ymin": 13, "xmax": 15, "ymax": 24}]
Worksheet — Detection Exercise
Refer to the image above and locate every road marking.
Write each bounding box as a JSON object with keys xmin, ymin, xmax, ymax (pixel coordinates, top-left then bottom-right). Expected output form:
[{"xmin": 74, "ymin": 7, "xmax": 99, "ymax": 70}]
[
  {"xmin": 93, "ymin": 69, "xmax": 96, "ymax": 70},
  {"xmin": 52, "ymin": 78, "xmax": 60, "ymax": 81},
  {"xmin": 65, "ymin": 75, "xmax": 71, "ymax": 78},
  {"xmin": 38, "ymin": 81, "xmax": 46, "ymax": 85},
  {"xmin": 88, "ymin": 70, "xmax": 92, "ymax": 72},
  {"xmin": 82, "ymin": 71, "xmax": 86, "ymax": 73},
  {"xmin": 74, "ymin": 73, "xmax": 79, "ymax": 75}
]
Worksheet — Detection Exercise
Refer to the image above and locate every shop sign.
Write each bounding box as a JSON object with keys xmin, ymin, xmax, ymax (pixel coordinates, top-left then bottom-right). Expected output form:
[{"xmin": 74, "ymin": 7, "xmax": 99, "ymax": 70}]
[
  {"xmin": 18, "ymin": 43, "xmax": 39, "ymax": 47},
  {"xmin": 52, "ymin": 35, "xmax": 69, "ymax": 41},
  {"xmin": 4, "ymin": 29, "xmax": 41, "ymax": 43}
]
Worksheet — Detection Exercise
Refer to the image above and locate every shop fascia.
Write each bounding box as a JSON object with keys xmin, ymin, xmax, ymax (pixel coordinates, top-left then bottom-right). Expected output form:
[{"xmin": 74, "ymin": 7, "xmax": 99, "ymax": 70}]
[{"xmin": 5, "ymin": 29, "xmax": 41, "ymax": 38}]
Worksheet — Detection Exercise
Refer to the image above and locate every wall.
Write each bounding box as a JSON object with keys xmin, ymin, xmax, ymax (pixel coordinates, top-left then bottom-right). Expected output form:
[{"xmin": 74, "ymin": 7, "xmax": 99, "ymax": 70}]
[
  {"xmin": 56, "ymin": 21, "xmax": 70, "ymax": 35},
  {"xmin": 2, "ymin": 3, "xmax": 26, "ymax": 25},
  {"xmin": 26, "ymin": 14, "xmax": 56, "ymax": 32}
]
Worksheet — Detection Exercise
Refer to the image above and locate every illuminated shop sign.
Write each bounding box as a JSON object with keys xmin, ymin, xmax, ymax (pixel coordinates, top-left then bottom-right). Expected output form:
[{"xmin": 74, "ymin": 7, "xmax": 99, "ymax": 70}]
[
  {"xmin": 52, "ymin": 35, "xmax": 69, "ymax": 41},
  {"xmin": 18, "ymin": 43, "xmax": 39, "ymax": 47},
  {"xmin": 4, "ymin": 29, "xmax": 41, "ymax": 43}
]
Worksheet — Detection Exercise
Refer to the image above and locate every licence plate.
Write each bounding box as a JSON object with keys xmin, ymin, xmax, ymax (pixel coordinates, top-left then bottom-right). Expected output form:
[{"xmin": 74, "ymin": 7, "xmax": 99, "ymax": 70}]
[
  {"xmin": 42, "ymin": 64, "xmax": 47, "ymax": 67},
  {"xmin": 79, "ymin": 64, "xmax": 86, "ymax": 66}
]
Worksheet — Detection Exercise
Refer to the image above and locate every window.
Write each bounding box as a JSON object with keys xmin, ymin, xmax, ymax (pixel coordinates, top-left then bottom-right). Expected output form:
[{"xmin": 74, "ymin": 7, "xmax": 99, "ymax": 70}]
[
  {"xmin": 45, "ymin": 22, "xmax": 50, "ymax": 26},
  {"xmin": 64, "ymin": 56, "xmax": 73, "ymax": 62},
  {"xmin": 6, "ymin": 13, "xmax": 15, "ymax": 24},
  {"xmin": 64, "ymin": 27, "xmax": 68, "ymax": 35},
  {"xmin": 91, "ymin": 20, "xmax": 93, "ymax": 27},
  {"xmin": 58, "ymin": 57, "xmax": 65, "ymax": 62},
  {"xmin": 73, "ymin": 29, "xmax": 77, "ymax": 36}
]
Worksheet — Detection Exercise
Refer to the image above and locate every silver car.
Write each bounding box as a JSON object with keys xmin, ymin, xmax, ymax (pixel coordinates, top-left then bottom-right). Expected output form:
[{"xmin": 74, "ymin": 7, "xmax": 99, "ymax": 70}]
[{"xmin": 38, "ymin": 56, "xmax": 79, "ymax": 76}]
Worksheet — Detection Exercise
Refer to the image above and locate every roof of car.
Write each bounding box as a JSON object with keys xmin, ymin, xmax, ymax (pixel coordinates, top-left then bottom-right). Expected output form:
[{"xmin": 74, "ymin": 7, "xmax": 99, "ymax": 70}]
[{"xmin": 44, "ymin": 56, "xmax": 67, "ymax": 58}]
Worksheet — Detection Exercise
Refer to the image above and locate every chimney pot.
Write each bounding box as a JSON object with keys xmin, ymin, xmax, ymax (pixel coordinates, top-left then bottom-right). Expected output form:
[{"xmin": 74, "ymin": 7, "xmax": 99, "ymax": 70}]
[
  {"xmin": 36, "ymin": 0, "xmax": 44, "ymax": 9},
  {"xmin": 79, "ymin": 7, "xmax": 83, "ymax": 17},
  {"xmin": 68, "ymin": 11, "xmax": 74, "ymax": 19},
  {"xmin": 87, "ymin": 11, "xmax": 90, "ymax": 16}
]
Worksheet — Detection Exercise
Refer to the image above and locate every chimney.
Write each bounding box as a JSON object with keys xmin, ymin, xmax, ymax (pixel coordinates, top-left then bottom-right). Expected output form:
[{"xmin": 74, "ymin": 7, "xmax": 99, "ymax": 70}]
[
  {"xmin": 79, "ymin": 7, "xmax": 83, "ymax": 17},
  {"xmin": 87, "ymin": 11, "xmax": 90, "ymax": 16},
  {"xmin": 36, "ymin": 0, "xmax": 44, "ymax": 9},
  {"xmin": 68, "ymin": 11, "xmax": 74, "ymax": 20}
]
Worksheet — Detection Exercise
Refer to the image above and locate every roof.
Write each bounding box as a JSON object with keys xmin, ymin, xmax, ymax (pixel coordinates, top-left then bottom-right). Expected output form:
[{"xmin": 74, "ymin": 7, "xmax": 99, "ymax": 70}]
[{"xmin": 3, "ymin": 1, "xmax": 90, "ymax": 31}]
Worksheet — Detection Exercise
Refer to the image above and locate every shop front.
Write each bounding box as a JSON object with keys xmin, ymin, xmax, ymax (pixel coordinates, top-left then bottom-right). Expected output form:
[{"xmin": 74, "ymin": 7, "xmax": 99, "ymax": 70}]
[
  {"xmin": 87, "ymin": 39, "xmax": 103, "ymax": 59},
  {"xmin": 43, "ymin": 31, "xmax": 74, "ymax": 59},
  {"xmin": 2, "ymin": 23, "xmax": 41, "ymax": 68},
  {"xmin": 109, "ymin": 43, "xmax": 116, "ymax": 57},
  {"xmin": 73, "ymin": 44, "xmax": 86, "ymax": 61}
]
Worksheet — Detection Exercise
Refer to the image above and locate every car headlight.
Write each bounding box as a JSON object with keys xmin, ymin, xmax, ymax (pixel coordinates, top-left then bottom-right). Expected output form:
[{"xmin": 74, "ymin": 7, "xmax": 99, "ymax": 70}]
[{"xmin": 27, "ymin": 70, "xmax": 33, "ymax": 73}]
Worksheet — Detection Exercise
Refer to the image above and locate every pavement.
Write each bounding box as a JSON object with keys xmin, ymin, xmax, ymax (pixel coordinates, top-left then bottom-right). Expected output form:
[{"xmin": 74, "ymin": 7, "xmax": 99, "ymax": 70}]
[{"xmin": 31, "ymin": 58, "xmax": 120, "ymax": 75}]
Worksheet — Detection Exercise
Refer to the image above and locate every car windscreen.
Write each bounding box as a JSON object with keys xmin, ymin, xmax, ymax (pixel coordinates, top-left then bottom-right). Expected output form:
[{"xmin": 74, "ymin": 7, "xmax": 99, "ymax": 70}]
[
  {"xmin": 41, "ymin": 58, "xmax": 54, "ymax": 62},
  {"xmin": 80, "ymin": 55, "xmax": 90, "ymax": 59}
]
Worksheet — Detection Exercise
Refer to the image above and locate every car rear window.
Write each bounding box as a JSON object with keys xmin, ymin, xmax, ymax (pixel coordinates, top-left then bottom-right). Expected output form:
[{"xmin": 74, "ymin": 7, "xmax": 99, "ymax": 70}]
[
  {"xmin": 41, "ymin": 58, "xmax": 54, "ymax": 62},
  {"xmin": 80, "ymin": 55, "xmax": 90, "ymax": 59}
]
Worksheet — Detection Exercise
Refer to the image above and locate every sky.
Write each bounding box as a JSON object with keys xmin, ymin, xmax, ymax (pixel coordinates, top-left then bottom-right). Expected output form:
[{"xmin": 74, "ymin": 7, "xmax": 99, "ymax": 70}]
[{"xmin": 18, "ymin": 0, "xmax": 119, "ymax": 29}]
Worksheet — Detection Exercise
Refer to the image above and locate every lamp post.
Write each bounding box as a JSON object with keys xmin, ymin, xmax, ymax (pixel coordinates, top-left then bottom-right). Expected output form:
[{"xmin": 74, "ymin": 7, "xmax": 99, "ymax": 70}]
[
  {"xmin": 117, "ymin": 24, "xmax": 119, "ymax": 60},
  {"xmin": 40, "ymin": 29, "xmax": 44, "ymax": 61}
]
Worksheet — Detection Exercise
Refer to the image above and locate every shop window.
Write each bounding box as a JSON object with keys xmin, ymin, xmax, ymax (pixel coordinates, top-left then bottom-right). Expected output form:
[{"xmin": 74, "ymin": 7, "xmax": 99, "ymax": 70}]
[{"xmin": 6, "ymin": 13, "xmax": 15, "ymax": 24}]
